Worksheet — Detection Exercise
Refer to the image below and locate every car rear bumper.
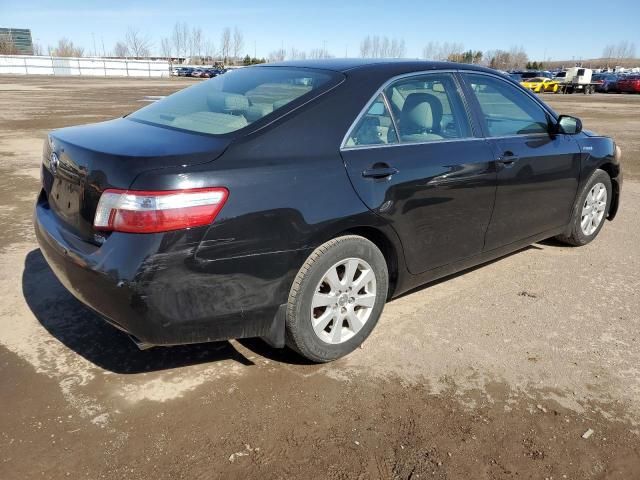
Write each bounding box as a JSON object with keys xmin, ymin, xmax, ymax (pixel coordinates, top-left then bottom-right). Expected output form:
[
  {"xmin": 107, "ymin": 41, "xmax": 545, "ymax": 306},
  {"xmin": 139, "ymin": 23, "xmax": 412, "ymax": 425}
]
[{"xmin": 34, "ymin": 193, "xmax": 303, "ymax": 348}]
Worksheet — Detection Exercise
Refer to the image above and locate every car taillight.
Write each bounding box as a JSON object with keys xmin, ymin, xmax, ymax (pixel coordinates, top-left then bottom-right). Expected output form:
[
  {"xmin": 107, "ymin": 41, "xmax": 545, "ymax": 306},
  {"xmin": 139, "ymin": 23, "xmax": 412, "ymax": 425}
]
[{"xmin": 94, "ymin": 187, "xmax": 228, "ymax": 233}]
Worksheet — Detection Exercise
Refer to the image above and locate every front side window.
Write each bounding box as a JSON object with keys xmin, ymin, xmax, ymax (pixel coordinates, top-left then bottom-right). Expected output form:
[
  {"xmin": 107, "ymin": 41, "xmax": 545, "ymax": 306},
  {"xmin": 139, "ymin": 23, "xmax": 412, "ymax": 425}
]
[
  {"xmin": 464, "ymin": 73, "xmax": 549, "ymax": 137},
  {"xmin": 345, "ymin": 94, "xmax": 398, "ymax": 147},
  {"xmin": 128, "ymin": 67, "xmax": 337, "ymax": 135},
  {"xmin": 384, "ymin": 73, "xmax": 471, "ymax": 143}
]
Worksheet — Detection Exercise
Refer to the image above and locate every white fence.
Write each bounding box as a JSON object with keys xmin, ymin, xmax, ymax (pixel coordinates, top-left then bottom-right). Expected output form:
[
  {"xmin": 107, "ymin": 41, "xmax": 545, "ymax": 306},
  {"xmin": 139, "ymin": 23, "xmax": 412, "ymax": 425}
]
[{"xmin": 0, "ymin": 55, "xmax": 172, "ymax": 77}]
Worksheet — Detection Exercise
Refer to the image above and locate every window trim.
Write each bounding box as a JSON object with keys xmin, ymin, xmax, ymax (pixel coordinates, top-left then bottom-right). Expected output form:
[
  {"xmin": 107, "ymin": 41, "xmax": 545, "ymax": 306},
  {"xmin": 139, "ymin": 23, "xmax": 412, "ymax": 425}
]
[
  {"xmin": 341, "ymin": 69, "xmax": 477, "ymax": 151},
  {"xmin": 380, "ymin": 92, "xmax": 400, "ymax": 143}
]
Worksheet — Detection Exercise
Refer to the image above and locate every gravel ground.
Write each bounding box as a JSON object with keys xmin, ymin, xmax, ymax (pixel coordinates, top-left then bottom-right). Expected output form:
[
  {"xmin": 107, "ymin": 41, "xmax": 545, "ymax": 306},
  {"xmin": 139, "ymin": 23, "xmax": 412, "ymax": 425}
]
[{"xmin": 0, "ymin": 76, "xmax": 639, "ymax": 479}]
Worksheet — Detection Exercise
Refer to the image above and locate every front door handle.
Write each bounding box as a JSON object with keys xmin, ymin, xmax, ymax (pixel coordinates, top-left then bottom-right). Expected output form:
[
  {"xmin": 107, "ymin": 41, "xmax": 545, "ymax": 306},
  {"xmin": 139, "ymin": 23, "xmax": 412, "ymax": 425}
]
[{"xmin": 362, "ymin": 164, "xmax": 399, "ymax": 179}]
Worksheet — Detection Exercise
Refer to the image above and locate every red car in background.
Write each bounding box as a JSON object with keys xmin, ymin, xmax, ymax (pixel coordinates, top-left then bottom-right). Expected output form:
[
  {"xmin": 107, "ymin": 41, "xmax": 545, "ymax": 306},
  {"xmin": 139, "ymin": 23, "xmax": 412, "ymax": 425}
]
[{"xmin": 617, "ymin": 75, "xmax": 640, "ymax": 93}]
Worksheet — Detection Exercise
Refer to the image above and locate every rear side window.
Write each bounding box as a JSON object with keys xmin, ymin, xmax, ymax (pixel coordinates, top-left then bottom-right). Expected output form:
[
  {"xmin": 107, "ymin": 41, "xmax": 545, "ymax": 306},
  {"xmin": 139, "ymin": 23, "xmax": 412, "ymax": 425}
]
[
  {"xmin": 464, "ymin": 73, "xmax": 549, "ymax": 137},
  {"xmin": 129, "ymin": 67, "xmax": 337, "ymax": 135},
  {"xmin": 385, "ymin": 74, "xmax": 471, "ymax": 143}
]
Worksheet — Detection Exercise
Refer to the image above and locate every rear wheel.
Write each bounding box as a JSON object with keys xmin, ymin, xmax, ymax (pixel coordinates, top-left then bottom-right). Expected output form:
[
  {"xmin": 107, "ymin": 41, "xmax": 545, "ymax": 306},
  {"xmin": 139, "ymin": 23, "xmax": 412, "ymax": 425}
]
[
  {"xmin": 285, "ymin": 235, "xmax": 388, "ymax": 362},
  {"xmin": 555, "ymin": 169, "xmax": 612, "ymax": 246}
]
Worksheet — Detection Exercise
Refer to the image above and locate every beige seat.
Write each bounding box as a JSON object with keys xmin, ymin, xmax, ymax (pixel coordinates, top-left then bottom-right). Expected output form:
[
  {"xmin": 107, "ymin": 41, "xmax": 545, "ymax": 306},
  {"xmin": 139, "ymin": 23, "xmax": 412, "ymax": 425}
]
[
  {"xmin": 245, "ymin": 103, "xmax": 273, "ymax": 122},
  {"xmin": 398, "ymin": 92, "xmax": 444, "ymax": 142},
  {"xmin": 206, "ymin": 91, "xmax": 249, "ymax": 115},
  {"xmin": 172, "ymin": 111, "xmax": 248, "ymax": 135}
]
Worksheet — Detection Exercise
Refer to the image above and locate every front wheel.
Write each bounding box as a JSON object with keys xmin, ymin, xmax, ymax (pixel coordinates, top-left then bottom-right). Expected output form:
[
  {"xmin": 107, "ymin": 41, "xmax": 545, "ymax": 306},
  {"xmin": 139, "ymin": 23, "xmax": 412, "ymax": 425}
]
[
  {"xmin": 285, "ymin": 235, "xmax": 389, "ymax": 362},
  {"xmin": 556, "ymin": 169, "xmax": 612, "ymax": 246}
]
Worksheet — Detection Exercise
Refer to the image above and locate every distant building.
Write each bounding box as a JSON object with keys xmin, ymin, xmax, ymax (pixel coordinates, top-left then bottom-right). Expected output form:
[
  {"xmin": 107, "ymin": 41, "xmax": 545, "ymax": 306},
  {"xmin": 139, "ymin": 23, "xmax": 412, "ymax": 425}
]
[{"xmin": 0, "ymin": 28, "xmax": 34, "ymax": 55}]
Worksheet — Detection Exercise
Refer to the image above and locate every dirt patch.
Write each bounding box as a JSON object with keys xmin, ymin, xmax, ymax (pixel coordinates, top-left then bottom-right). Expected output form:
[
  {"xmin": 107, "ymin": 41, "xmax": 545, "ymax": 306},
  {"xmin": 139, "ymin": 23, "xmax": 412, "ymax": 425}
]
[{"xmin": 2, "ymin": 344, "xmax": 639, "ymax": 479}]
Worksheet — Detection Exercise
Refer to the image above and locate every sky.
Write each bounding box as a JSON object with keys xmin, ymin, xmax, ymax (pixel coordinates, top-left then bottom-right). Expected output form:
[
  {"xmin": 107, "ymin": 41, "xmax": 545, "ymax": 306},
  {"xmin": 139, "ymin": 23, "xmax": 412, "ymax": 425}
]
[{"xmin": 2, "ymin": 0, "xmax": 639, "ymax": 60}]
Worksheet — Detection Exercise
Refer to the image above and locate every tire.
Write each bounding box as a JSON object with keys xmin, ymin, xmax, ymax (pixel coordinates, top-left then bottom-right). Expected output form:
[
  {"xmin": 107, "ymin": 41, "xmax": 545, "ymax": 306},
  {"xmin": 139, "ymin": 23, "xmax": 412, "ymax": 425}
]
[
  {"xmin": 555, "ymin": 169, "xmax": 612, "ymax": 246},
  {"xmin": 285, "ymin": 235, "xmax": 389, "ymax": 362}
]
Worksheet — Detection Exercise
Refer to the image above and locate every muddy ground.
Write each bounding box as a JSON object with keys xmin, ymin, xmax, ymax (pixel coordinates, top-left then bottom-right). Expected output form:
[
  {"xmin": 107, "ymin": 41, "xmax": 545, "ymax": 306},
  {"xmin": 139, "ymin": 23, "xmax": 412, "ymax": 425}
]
[{"xmin": 0, "ymin": 76, "xmax": 639, "ymax": 479}]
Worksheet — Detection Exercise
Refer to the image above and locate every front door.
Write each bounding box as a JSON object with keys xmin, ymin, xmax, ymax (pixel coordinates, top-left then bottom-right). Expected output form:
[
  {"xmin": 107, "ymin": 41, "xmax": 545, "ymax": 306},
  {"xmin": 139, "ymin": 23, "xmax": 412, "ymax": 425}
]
[
  {"xmin": 461, "ymin": 73, "xmax": 581, "ymax": 250},
  {"xmin": 341, "ymin": 72, "xmax": 497, "ymax": 274}
]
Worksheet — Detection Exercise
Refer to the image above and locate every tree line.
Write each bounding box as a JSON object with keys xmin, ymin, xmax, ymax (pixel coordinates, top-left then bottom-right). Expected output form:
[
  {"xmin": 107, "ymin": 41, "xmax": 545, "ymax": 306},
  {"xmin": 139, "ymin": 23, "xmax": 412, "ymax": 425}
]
[
  {"xmin": 1, "ymin": 28, "xmax": 637, "ymax": 70},
  {"xmin": 602, "ymin": 41, "xmax": 637, "ymax": 67}
]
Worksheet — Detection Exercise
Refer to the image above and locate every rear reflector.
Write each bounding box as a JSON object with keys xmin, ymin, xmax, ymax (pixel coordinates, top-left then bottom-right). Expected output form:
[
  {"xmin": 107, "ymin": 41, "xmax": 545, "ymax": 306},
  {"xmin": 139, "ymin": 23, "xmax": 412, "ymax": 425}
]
[{"xmin": 94, "ymin": 188, "xmax": 228, "ymax": 233}]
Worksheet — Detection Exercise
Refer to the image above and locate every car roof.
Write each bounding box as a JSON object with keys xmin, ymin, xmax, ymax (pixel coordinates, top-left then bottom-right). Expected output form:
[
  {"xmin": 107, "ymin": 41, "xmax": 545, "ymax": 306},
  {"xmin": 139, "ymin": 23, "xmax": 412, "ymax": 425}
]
[{"xmin": 258, "ymin": 58, "xmax": 496, "ymax": 75}]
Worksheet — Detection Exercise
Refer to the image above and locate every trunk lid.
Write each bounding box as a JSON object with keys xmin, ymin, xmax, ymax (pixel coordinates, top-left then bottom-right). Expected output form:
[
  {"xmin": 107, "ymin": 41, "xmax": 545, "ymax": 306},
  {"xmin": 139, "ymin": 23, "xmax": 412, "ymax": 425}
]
[{"xmin": 43, "ymin": 118, "xmax": 231, "ymax": 241}]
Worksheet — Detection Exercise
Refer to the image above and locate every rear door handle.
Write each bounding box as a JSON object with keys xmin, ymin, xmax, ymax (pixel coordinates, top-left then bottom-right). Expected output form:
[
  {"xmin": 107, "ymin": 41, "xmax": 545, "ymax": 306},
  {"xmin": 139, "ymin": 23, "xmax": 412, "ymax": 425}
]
[
  {"xmin": 362, "ymin": 165, "xmax": 399, "ymax": 179},
  {"xmin": 497, "ymin": 152, "xmax": 520, "ymax": 167}
]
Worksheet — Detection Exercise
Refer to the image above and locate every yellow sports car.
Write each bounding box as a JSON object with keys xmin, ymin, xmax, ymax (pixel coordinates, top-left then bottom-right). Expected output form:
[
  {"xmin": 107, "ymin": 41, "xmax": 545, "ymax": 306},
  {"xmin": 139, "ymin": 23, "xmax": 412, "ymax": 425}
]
[{"xmin": 520, "ymin": 77, "xmax": 559, "ymax": 93}]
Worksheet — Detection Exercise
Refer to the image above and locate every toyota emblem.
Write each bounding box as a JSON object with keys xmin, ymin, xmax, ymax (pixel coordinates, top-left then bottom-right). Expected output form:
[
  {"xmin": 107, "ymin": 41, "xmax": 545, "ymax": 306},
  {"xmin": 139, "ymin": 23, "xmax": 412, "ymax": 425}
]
[{"xmin": 50, "ymin": 152, "xmax": 59, "ymax": 175}]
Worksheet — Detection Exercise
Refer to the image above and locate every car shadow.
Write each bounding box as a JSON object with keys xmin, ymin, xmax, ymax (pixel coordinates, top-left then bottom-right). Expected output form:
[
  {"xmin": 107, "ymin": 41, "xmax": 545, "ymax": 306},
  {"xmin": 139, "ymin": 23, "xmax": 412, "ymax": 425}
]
[
  {"xmin": 23, "ymin": 242, "xmax": 550, "ymax": 373},
  {"xmin": 22, "ymin": 249, "xmax": 269, "ymax": 374},
  {"xmin": 538, "ymin": 237, "xmax": 570, "ymax": 247}
]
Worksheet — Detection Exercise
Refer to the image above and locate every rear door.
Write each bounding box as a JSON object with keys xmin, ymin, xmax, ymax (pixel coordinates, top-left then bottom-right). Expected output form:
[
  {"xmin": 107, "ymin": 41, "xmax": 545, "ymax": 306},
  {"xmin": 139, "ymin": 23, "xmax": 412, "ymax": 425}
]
[
  {"xmin": 461, "ymin": 72, "xmax": 581, "ymax": 250},
  {"xmin": 340, "ymin": 72, "xmax": 497, "ymax": 274}
]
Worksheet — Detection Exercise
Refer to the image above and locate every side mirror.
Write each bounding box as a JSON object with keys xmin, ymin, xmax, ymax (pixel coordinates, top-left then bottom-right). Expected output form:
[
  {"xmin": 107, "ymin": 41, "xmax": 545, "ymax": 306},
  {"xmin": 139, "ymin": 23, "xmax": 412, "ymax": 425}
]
[{"xmin": 557, "ymin": 115, "xmax": 582, "ymax": 135}]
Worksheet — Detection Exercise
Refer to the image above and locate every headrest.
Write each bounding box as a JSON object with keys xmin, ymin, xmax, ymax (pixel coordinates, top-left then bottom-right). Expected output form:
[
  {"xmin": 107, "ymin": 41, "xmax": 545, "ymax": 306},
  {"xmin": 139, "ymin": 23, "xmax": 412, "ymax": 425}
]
[
  {"xmin": 207, "ymin": 91, "xmax": 249, "ymax": 114},
  {"xmin": 400, "ymin": 93, "xmax": 443, "ymax": 133}
]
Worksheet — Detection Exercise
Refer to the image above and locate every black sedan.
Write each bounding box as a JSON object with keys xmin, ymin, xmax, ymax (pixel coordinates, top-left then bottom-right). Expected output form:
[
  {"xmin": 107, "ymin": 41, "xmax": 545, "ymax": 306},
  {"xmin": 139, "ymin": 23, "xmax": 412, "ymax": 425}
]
[{"xmin": 34, "ymin": 59, "xmax": 623, "ymax": 362}]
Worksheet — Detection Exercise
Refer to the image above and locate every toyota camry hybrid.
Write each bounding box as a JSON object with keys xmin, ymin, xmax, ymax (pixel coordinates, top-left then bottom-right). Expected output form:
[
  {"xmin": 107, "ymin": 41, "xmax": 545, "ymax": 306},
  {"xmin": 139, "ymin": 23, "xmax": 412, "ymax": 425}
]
[{"xmin": 34, "ymin": 59, "xmax": 622, "ymax": 362}]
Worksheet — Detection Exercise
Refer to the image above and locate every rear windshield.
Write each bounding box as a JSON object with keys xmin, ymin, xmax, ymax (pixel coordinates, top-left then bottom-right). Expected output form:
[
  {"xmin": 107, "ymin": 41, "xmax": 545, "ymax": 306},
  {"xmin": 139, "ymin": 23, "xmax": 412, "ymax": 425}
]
[{"xmin": 129, "ymin": 67, "xmax": 337, "ymax": 135}]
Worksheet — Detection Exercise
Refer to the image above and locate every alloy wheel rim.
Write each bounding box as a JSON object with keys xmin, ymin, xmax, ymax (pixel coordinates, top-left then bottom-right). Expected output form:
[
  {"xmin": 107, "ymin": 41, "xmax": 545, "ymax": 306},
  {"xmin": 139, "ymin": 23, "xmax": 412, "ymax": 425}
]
[
  {"xmin": 581, "ymin": 182, "xmax": 607, "ymax": 236},
  {"xmin": 311, "ymin": 258, "xmax": 377, "ymax": 345}
]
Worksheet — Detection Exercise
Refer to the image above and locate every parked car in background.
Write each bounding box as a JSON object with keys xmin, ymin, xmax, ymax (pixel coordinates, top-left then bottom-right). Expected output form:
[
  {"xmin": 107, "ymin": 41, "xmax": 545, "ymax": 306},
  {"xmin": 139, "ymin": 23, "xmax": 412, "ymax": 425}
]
[
  {"xmin": 617, "ymin": 75, "xmax": 640, "ymax": 93},
  {"xmin": 177, "ymin": 67, "xmax": 195, "ymax": 77},
  {"xmin": 592, "ymin": 73, "xmax": 619, "ymax": 93},
  {"xmin": 520, "ymin": 77, "xmax": 559, "ymax": 93},
  {"xmin": 203, "ymin": 69, "xmax": 222, "ymax": 78},
  {"xmin": 34, "ymin": 59, "xmax": 622, "ymax": 362}
]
